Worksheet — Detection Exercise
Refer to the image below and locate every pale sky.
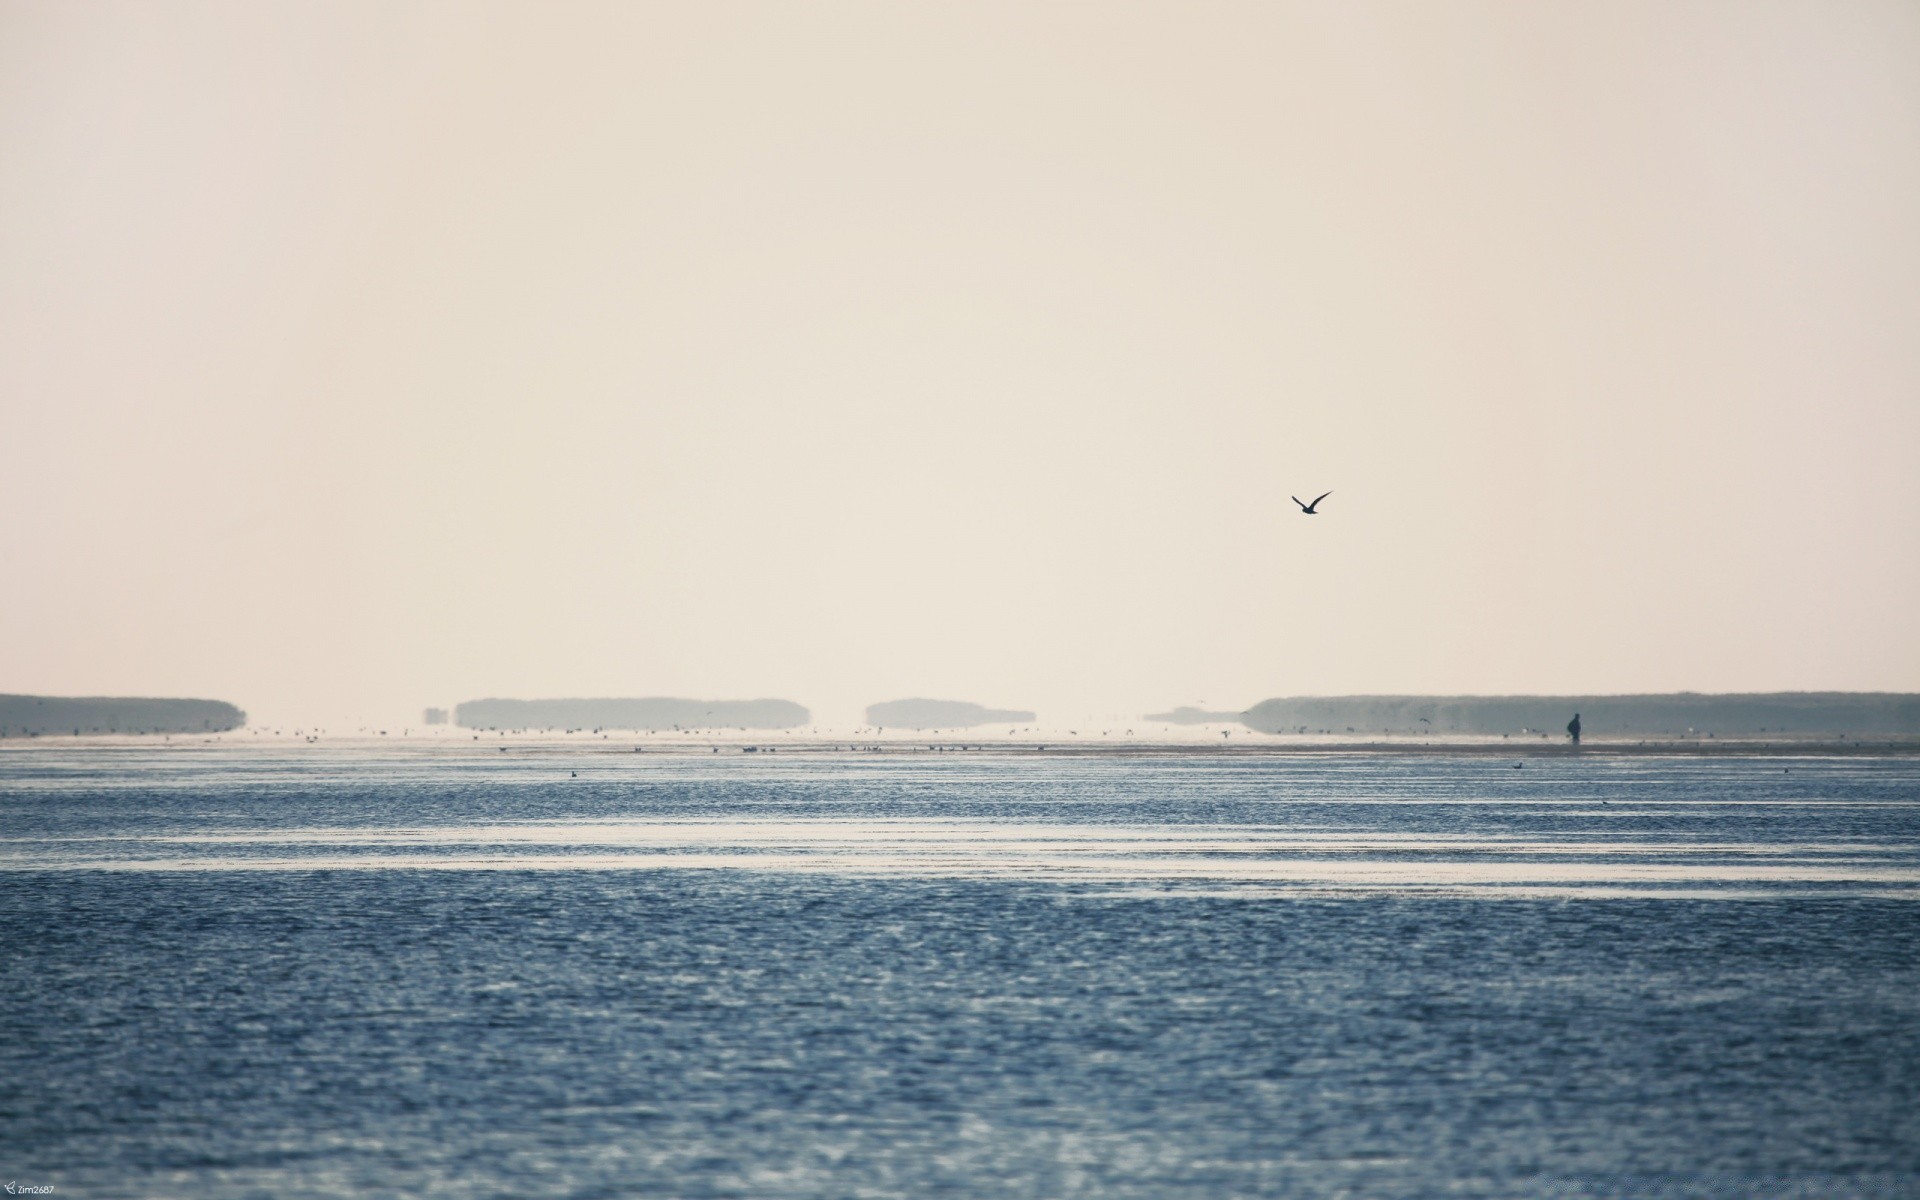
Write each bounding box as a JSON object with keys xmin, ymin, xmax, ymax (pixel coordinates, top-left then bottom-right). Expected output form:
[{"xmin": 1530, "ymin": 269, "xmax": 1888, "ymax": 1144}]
[{"xmin": 3, "ymin": 0, "xmax": 1918, "ymax": 729}]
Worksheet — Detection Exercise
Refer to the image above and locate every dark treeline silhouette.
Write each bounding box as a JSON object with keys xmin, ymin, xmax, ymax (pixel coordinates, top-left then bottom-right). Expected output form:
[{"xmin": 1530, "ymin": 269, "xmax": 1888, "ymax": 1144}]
[
  {"xmin": 865, "ymin": 699, "xmax": 1036, "ymax": 729},
  {"xmin": 1235, "ymin": 693, "xmax": 1920, "ymax": 737},
  {"xmin": 0, "ymin": 694, "xmax": 246, "ymax": 737},
  {"xmin": 454, "ymin": 697, "xmax": 809, "ymax": 731}
]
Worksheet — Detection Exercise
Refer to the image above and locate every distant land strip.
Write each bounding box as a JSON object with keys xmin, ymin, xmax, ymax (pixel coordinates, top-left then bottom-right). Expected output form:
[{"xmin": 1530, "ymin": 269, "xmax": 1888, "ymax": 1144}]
[
  {"xmin": 0, "ymin": 694, "xmax": 246, "ymax": 737},
  {"xmin": 865, "ymin": 699, "xmax": 1037, "ymax": 730},
  {"xmin": 455, "ymin": 697, "xmax": 809, "ymax": 731},
  {"xmin": 1161, "ymin": 693, "xmax": 1920, "ymax": 738}
]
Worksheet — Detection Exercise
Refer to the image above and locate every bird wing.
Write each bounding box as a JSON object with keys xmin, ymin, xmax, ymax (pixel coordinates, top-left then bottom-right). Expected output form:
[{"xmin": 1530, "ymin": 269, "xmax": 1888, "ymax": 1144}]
[
  {"xmin": 1290, "ymin": 496, "xmax": 1307, "ymax": 510},
  {"xmin": 1310, "ymin": 490, "xmax": 1333, "ymax": 508}
]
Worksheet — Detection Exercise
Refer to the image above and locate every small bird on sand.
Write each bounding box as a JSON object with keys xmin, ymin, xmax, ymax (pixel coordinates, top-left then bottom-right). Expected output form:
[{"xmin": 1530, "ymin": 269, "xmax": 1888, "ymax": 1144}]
[{"xmin": 1292, "ymin": 490, "xmax": 1332, "ymax": 515}]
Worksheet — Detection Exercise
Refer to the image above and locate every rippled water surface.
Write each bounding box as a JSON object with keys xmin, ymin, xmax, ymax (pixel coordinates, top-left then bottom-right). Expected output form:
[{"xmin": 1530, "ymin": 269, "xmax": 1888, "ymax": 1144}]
[{"xmin": 3, "ymin": 744, "xmax": 1918, "ymax": 1196}]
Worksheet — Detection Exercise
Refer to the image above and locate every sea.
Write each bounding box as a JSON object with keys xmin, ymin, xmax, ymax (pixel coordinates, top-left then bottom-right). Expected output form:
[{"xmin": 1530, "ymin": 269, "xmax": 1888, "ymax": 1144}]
[{"xmin": 2, "ymin": 741, "xmax": 1917, "ymax": 1198}]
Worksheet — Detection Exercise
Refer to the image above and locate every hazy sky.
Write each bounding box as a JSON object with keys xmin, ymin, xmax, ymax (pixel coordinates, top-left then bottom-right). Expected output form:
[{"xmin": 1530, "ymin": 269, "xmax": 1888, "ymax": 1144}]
[{"xmin": 3, "ymin": 1, "xmax": 1918, "ymax": 728}]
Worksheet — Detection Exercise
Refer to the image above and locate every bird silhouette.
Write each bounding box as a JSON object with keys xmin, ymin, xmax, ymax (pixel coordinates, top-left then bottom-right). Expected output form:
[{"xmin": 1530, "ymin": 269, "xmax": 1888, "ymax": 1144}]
[{"xmin": 1292, "ymin": 490, "xmax": 1332, "ymax": 514}]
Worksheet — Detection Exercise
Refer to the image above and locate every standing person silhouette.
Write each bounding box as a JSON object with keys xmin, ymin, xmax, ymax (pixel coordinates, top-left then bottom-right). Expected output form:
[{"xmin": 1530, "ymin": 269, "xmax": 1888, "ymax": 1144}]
[{"xmin": 1567, "ymin": 713, "xmax": 1582, "ymax": 745}]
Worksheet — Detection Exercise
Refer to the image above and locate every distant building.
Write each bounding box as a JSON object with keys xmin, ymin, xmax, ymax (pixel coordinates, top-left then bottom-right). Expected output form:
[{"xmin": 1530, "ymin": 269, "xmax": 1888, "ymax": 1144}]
[{"xmin": 423, "ymin": 707, "xmax": 449, "ymax": 725}]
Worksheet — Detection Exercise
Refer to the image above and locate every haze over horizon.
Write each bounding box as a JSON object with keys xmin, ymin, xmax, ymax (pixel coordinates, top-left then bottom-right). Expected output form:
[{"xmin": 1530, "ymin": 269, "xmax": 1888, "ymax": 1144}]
[{"xmin": 4, "ymin": 1, "xmax": 1919, "ymax": 730}]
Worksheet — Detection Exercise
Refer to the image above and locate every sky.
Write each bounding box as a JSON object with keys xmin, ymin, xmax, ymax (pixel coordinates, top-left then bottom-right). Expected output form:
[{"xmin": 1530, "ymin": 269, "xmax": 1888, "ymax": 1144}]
[{"xmin": 2, "ymin": 0, "xmax": 1918, "ymax": 729}]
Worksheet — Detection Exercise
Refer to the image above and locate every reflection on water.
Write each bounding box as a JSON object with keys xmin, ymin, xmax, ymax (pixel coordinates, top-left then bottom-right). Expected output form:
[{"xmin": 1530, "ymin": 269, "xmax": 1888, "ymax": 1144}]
[
  {"xmin": 5, "ymin": 746, "xmax": 1916, "ymax": 899},
  {"xmin": 2, "ymin": 746, "xmax": 1917, "ymax": 1196},
  {"xmin": 6, "ymin": 819, "xmax": 1919, "ymax": 897}
]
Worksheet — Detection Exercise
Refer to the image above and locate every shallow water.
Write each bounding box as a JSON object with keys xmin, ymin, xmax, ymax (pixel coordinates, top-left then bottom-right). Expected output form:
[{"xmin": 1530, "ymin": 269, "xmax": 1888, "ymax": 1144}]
[{"xmin": 2, "ymin": 745, "xmax": 1917, "ymax": 1196}]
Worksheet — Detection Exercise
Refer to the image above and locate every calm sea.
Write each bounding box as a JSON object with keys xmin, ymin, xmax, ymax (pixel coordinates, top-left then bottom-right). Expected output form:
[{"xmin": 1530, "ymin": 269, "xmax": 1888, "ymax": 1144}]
[{"xmin": 2, "ymin": 744, "xmax": 1917, "ymax": 1197}]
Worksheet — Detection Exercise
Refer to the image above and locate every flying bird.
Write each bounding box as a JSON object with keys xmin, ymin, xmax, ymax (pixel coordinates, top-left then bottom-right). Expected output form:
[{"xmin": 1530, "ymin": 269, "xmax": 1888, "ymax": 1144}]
[{"xmin": 1292, "ymin": 490, "xmax": 1332, "ymax": 515}]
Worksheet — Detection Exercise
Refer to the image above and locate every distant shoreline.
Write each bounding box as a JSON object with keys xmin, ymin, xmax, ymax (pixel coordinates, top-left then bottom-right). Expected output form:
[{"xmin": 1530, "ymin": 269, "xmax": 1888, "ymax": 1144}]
[{"xmin": 5, "ymin": 733, "xmax": 1918, "ymax": 757}]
